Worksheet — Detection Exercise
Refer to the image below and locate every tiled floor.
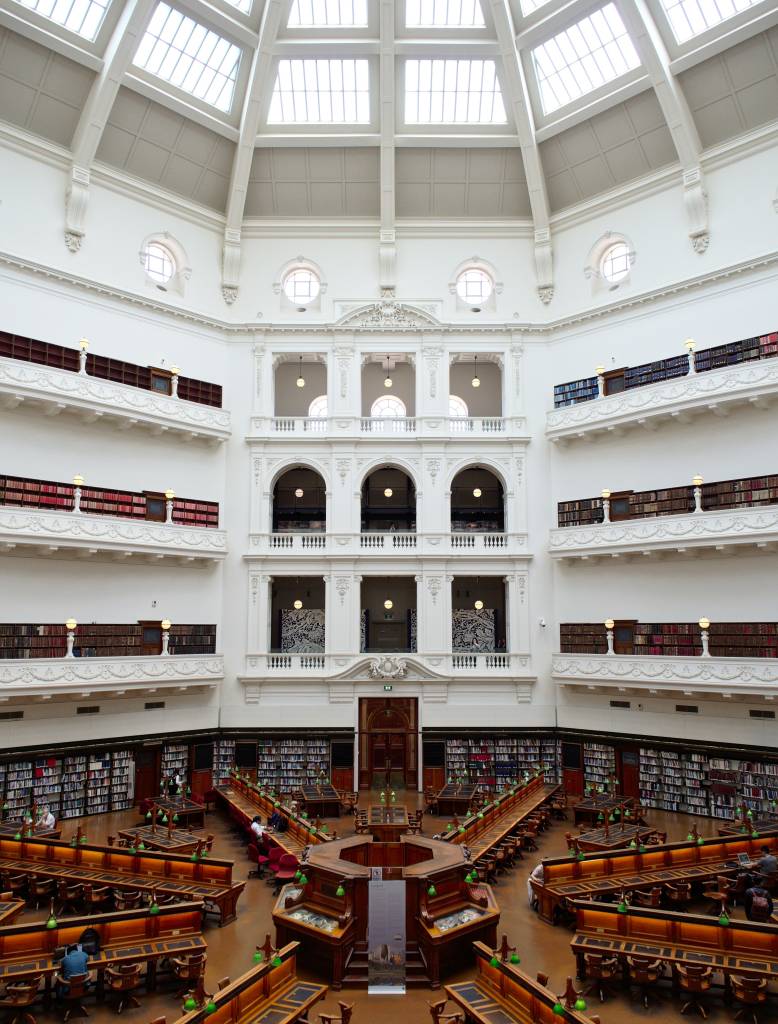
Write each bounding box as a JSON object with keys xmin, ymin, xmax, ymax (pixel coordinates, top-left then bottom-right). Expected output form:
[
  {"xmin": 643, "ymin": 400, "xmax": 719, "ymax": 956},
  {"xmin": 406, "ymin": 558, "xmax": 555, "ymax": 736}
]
[{"xmin": 21, "ymin": 797, "xmax": 755, "ymax": 1024}]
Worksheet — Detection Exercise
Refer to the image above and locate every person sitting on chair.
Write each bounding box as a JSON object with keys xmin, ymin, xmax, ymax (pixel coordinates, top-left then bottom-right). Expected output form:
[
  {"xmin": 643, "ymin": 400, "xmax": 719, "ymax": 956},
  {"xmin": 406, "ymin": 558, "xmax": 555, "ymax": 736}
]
[
  {"xmin": 56, "ymin": 944, "xmax": 90, "ymax": 999},
  {"xmin": 250, "ymin": 816, "xmax": 265, "ymax": 839},
  {"xmin": 37, "ymin": 805, "xmax": 56, "ymax": 829},
  {"xmin": 268, "ymin": 809, "xmax": 283, "ymax": 830},
  {"xmin": 755, "ymin": 845, "xmax": 778, "ymax": 883}
]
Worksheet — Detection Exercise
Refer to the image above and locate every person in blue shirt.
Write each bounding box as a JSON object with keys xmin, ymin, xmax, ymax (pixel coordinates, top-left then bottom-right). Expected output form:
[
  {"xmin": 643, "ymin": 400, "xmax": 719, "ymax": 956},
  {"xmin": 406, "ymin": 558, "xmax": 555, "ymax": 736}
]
[{"xmin": 57, "ymin": 944, "xmax": 90, "ymax": 999}]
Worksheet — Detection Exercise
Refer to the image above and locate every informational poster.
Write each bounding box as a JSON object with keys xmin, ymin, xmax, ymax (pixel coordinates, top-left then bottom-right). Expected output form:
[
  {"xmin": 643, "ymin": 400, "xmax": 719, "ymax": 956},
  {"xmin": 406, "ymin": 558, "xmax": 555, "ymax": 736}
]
[{"xmin": 367, "ymin": 878, "xmax": 406, "ymax": 994}]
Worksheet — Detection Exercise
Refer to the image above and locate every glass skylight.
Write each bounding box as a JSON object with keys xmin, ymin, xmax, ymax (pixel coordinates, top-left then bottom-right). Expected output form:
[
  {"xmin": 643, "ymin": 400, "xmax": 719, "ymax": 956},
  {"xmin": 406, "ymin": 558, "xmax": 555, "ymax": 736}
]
[
  {"xmin": 268, "ymin": 59, "xmax": 371, "ymax": 123},
  {"xmin": 660, "ymin": 0, "xmax": 760, "ymax": 44},
  {"xmin": 531, "ymin": 4, "xmax": 640, "ymax": 115},
  {"xmin": 406, "ymin": 0, "xmax": 485, "ymax": 27},
  {"xmin": 519, "ymin": 0, "xmax": 553, "ymax": 13},
  {"xmin": 288, "ymin": 0, "xmax": 368, "ymax": 26},
  {"xmin": 15, "ymin": 0, "xmax": 110, "ymax": 41},
  {"xmin": 133, "ymin": 3, "xmax": 242, "ymax": 113},
  {"xmin": 404, "ymin": 59, "xmax": 506, "ymax": 124}
]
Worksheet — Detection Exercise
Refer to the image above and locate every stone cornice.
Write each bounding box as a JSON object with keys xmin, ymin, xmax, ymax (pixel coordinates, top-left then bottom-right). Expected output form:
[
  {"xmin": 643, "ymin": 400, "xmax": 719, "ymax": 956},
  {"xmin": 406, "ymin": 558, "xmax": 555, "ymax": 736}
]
[
  {"xmin": 0, "ymin": 506, "xmax": 227, "ymax": 561},
  {"xmin": 552, "ymin": 653, "xmax": 778, "ymax": 695},
  {"xmin": 0, "ymin": 356, "xmax": 231, "ymax": 442},
  {"xmin": 549, "ymin": 506, "xmax": 778, "ymax": 558},
  {"xmin": 546, "ymin": 359, "xmax": 778, "ymax": 442},
  {"xmin": 0, "ymin": 654, "xmax": 224, "ymax": 696}
]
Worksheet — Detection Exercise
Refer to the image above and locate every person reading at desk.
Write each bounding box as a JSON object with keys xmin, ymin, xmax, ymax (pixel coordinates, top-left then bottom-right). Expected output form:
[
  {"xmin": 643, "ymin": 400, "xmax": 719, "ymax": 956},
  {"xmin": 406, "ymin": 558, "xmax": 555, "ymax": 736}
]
[
  {"xmin": 56, "ymin": 944, "xmax": 91, "ymax": 1000},
  {"xmin": 37, "ymin": 806, "xmax": 55, "ymax": 829},
  {"xmin": 268, "ymin": 809, "xmax": 283, "ymax": 830},
  {"xmin": 250, "ymin": 815, "xmax": 265, "ymax": 839},
  {"xmin": 755, "ymin": 845, "xmax": 778, "ymax": 882}
]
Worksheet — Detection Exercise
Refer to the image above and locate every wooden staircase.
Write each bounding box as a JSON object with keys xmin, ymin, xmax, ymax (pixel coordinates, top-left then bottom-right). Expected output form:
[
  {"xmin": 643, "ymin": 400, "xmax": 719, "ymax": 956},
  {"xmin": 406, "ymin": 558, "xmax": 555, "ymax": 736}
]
[{"xmin": 341, "ymin": 940, "xmax": 431, "ymax": 988}]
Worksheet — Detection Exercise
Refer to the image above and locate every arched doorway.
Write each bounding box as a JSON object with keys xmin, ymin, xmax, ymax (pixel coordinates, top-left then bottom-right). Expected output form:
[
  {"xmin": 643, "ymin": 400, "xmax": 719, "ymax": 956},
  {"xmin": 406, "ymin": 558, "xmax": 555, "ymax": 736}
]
[{"xmin": 358, "ymin": 697, "xmax": 418, "ymax": 791}]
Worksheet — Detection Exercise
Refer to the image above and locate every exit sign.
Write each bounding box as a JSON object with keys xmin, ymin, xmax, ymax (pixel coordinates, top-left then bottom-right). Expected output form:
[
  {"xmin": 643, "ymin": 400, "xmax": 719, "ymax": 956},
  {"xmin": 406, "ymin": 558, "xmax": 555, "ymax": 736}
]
[{"xmin": 383, "ymin": 684, "xmax": 393, "ymax": 692}]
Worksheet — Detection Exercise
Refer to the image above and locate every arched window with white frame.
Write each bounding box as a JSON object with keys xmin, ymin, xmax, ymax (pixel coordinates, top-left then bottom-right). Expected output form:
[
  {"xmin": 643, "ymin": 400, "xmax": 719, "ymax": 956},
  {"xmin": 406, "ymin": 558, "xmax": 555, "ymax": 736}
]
[
  {"xmin": 449, "ymin": 394, "xmax": 472, "ymax": 433},
  {"xmin": 307, "ymin": 394, "xmax": 328, "ymax": 433},
  {"xmin": 369, "ymin": 394, "xmax": 408, "ymax": 433}
]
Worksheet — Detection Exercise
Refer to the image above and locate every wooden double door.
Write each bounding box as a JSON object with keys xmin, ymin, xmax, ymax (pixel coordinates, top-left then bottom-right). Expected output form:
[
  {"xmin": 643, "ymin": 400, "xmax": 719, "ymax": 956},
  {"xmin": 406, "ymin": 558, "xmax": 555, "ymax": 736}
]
[{"xmin": 358, "ymin": 698, "xmax": 418, "ymax": 790}]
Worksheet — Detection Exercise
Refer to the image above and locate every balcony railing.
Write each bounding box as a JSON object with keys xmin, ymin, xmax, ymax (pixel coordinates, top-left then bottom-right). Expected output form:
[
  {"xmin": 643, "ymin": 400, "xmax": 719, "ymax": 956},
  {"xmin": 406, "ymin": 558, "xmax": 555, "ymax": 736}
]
[
  {"xmin": 246, "ymin": 651, "xmax": 524, "ymax": 677},
  {"xmin": 251, "ymin": 416, "xmax": 527, "ymax": 439},
  {"xmin": 247, "ymin": 531, "xmax": 526, "ymax": 557}
]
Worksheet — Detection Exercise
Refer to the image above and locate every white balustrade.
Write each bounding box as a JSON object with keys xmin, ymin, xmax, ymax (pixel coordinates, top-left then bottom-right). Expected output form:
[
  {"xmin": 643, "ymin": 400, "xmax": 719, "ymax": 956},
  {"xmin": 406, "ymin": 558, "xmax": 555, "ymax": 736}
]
[
  {"xmin": 250, "ymin": 531, "xmax": 521, "ymax": 556},
  {"xmin": 360, "ymin": 416, "xmax": 416, "ymax": 434}
]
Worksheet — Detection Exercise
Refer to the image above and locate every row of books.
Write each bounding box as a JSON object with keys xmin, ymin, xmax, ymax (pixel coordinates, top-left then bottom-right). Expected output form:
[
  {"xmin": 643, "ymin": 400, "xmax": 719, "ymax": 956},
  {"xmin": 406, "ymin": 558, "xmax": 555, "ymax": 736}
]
[
  {"xmin": 0, "ymin": 622, "xmax": 217, "ymax": 659},
  {"xmin": 561, "ymin": 622, "xmax": 778, "ymax": 659},
  {"xmin": 445, "ymin": 736, "xmax": 560, "ymax": 790},
  {"xmin": 254, "ymin": 737, "xmax": 331, "ymax": 791},
  {"xmin": 0, "ymin": 751, "xmax": 134, "ymax": 818}
]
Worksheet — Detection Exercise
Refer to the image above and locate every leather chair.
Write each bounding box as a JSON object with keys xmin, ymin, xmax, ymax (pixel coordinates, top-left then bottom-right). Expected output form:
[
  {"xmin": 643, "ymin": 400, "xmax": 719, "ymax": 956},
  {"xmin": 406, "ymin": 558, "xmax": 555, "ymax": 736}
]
[
  {"xmin": 626, "ymin": 955, "xmax": 664, "ymax": 1009},
  {"xmin": 104, "ymin": 964, "xmax": 143, "ymax": 1014},
  {"xmin": 730, "ymin": 973, "xmax": 768, "ymax": 1024},
  {"xmin": 583, "ymin": 953, "xmax": 621, "ymax": 1002},
  {"xmin": 113, "ymin": 889, "xmax": 141, "ymax": 911},
  {"xmin": 632, "ymin": 887, "xmax": 663, "ymax": 909},
  {"xmin": 664, "ymin": 882, "xmax": 691, "ymax": 910},
  {"xmin": 28, "ymin": 877, "xmax": 54, "ymax": 910},
  {"xmin": 428, "ymin": 999, "xmax": 463, "ymax": 1024},
  {"xmin": 246, "ymin": 843, "xmax": 261, "ymax": 878},
  {"xmin": 82, "ymin": 885, "xmax": 112, "ymax": 913},
  {"xmin": 319, "ymin": 1002, "xmax": 355, "ymax": 1024},
  {"xmin": 56, "ymin": 881, "xmax": 84, "ymax": 916},
  {"xmin": 55, "ymin": 973, "xmax": 90, "ymax": 1022},
  {"xmin": 702, "ymin": 875, "xmax": 735, "ymax": 913},
  {"xmin": 1, "ymin": 873, "xmax": 28, "ymax": 898},
  {"xmin": 272, "ymin": 854, "xmax": 300, "ymax": 894},
  {"xmin": 676, "ymin": 964, "xmax": 713, "ymax": 1019},
  {"xmin": 0, "ymin": 975, "xmax": 41, "ymax": 1024},
  {"xmin": 170, "ymin": 953, "xmax": 206, "ymax": 998}
]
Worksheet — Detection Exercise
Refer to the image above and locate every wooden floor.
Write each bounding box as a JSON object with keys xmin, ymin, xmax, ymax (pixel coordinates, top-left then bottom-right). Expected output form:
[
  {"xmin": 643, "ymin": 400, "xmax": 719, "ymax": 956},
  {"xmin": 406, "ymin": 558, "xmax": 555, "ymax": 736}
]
[{"xmin": 14, "ymin": 794, "xmax": 762, "ymax": 1023}]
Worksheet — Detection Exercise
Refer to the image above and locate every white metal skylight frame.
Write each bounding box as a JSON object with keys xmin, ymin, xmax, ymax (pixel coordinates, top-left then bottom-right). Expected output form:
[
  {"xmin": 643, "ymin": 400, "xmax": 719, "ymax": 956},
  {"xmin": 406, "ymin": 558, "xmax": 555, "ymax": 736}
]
[
  {"xmin": 267, "ymin": 57, "xmax": 373, "ymax": 124},
  {"xmin": 403, "ymin": 58, "xmax": 508, "ymax": 124},
  {"xmin": 288, "ymin": 0, "xmax": 369, "ymax": 27},
  {"xmin": 530, "ymin": 3, "xmax": 642, "ymax": 116},
  {"xmin": 658, "ymin": 0, "xmax": 763, "ymax": 44},
  {"xmin": 405, "ymin": 0, "xmax": 486, "ymax": 28},
  {"xmin": 132, "ymin": 2, "xmax": 243, "ymax": 114},
  {"xmin": 12, "ymin": 0, "xmax": 110, "ymax": 41}
]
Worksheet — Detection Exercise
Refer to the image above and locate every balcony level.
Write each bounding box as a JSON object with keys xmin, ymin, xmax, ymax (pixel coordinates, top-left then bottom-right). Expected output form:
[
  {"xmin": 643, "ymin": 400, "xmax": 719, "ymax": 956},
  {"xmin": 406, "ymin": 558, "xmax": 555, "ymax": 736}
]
[
  {"xmin": 547, "ymin": 331, "xmax": 778, "ymax": 444},
  {"xmin": 551, "ymin": 473, "xmax": 778, "ymax": 560},
  {"xmin": 0, "ymin": 474, "xmax": 226, "ymax": 564},
  {"xmin": 248, "ymin": 531, "xmax": 528, "ymax": 558},
  {"xmin": 0, "ymin": 333, "xmax": 230, "ymax": 443},
  {"xmin": 249, "ymin": 415, "xmax": 526, "ymax": 439}
]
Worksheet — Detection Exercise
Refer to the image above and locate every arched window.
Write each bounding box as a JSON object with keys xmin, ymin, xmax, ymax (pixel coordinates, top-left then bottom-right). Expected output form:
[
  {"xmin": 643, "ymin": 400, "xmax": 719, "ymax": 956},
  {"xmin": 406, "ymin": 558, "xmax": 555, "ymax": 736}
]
[
  {"xmin": 449, "ymin": 394, "xmax": 469, "ymax": 417},
  {"xmin": 601, "ymin": 242, "xmax": 631, "ymax": 283},
  {"xmin": 143, "ymin": 241, "xmax": 176, "ymax": 285},
  {"xmin": 283, "ymin": 267, "xmax": 321, "ymax": 305},
  {"xmin": 371, "ymin": 395, "xmax": 407, "ymax": 418},
  {"xmin": 307, "ymin": 394, "xmax": 328, "ymax": 433},
  {"xmin": 456, "ymin": 267, "xmax": 493, "ymax": 303}
]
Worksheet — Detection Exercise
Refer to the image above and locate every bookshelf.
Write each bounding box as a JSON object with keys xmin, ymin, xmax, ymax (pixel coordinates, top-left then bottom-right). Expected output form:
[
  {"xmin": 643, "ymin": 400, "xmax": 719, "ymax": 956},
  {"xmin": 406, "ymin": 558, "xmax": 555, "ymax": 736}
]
[
  {"xmin": 639, "ymin": 748, "xmax": 708, "ymax": 815},
  {"xmin": 583, "ymin": 742, "xmax": 615, "ymax": 789},
  {"xmin": 111, "ymin": 750, "xmax": 133, "ymax": 810},
  {"xmin": 0, "ymin": 622, "xmax": 216, "ymax": 659},
  {"xmin": 559, "ymin": 623, "xmax": 607, "ymax": 655},
  {"xmin": 560, "ymin": 622, "xmax": 778, "ymax": 658},
  {"xmin": 444, "ymin": 735, "xmax": 560, "ymax": 790},
  {"xmin": 161, "ymin": 743, "xmax": 189, "ymax": 787},
  {"xmin": 633, "ymin": 623, "xmax": 701, "ymax": 657},
  {"xmin": 61, "ymin": 755, "xmax": 87, "ymax": 819},
  {"xmin": 552, "ymin": 328, "xmax": 778, "ymax": 407},
  {"xmin": 5, "ymin": 761, "xmax": 33, "ymax": 817},
  {"xmin": 557, "ymin": 497, "xmax": 604, "ymax": 527},
  {"xmin": 255, "ymin": 736, "xmax": 331, "ymax": 793},
  {"xmin": 87, "ymin": 755, "xmax": 113, "ymax": 814},
  {"xmin": 33, "ymin": 757, "xmax": 62, "ymax": 811},
  {"xmin": 709, "ymin": 623, "xmax": 778, "ymax": 659},
  {"xmin": 214, "ymin": 739, "xmax": 236, "ymax": 785}
]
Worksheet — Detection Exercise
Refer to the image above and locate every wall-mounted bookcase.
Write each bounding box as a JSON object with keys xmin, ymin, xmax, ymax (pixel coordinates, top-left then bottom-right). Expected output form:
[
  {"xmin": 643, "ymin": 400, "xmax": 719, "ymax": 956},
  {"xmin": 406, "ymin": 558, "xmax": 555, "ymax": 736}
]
[
  {"xmin": 561, "ymin": 622, "xmax": 778, "ymax": 658},
  {"xmin": 0, "ymin": 622, "xmax": 216, "ymax": 659},
  {"xmin": 444, "ymin": 735, "xmax": 560, "ymax": 791},
  {"xmin": 583, "ymin": 742, "xmax": 615, "ymax": 788},
  {"xmin": 214, "ymin": 739, "xmax": 236, "ymax": 785},
  {"xmin": 554, "ymin": 377, "xmax": 599, "ymax": 408},
  {"xmin": 161, "ymin": 743, "xmax": 189, "ymax": 786},
  {"xmin": 255, "ymin": 736, "xmax": 331, "ymax": 793},
  {"xmin": 560, "ymin": 624, "xmax": 607, "ymax": 654}
]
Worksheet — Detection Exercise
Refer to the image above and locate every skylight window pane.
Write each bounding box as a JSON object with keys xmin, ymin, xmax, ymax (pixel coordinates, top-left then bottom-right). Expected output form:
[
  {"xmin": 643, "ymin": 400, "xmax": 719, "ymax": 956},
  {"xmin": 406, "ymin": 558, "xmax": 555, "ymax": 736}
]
[
  {"xmin": 531, "ymin": 3, "xmax": 640, "ymax": 115},
  {"xmin": 268, "ymin": 59, "xmax": 371, "ymax": 123},
  {"xmin": 133, "ymin": 3, "xmax": 240, "ymax": 113},
  {"xmin": 406, "ymin": 0, "xmax": 485, "ymax": 27},
  {"xmin": 15, "ymin": 0, "xmax": 109, "ymax": 40},
  {"xmin": 288, "ymin": 0, "xmax": 368, "ymax": 26},
  {"xmin": 659, "ymin": 0, "xmax": 759, "ymax": 43},
  {"xmin": 404, "ymin": 58, "xmax": 506, "ymax": 124},
  {"xmin": 519, "ymin": 0, "xmax": 553, "ymax": 14}
]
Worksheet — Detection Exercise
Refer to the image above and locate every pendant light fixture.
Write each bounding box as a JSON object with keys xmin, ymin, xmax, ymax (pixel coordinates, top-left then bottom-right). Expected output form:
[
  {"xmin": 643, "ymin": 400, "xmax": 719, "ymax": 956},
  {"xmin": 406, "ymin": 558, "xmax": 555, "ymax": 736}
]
[
  {"xmin": 473, "ymin": 487, "xmax": 482, "ymax": 498},
  {"xmin": 296, "ymin": 356, "xmax": 305, "ymax": 388},
  {"xmin": 384, "ymin": 599, "xmax": 393, "ymax": 610},
  {"xmin": 384, "ymin": 487, "xmax": 393, "ymax": 498},
  {"xmin": 474, "ymin": 599, "xmax": 484, "ymax": 610},
  {"xmin": 294, "ymin": 599, "xmax": 303, "ymax": 610},
  {"xmin": 471, "ymin": 355, "xmax": 480, "ymax": 388},
  {"xmin": 295, "ymin": 488, "xmax": 304, "ymax": 498},
  {"xmin": 384, "ymin": 356, "xmax": 393, "ymax": 389}
]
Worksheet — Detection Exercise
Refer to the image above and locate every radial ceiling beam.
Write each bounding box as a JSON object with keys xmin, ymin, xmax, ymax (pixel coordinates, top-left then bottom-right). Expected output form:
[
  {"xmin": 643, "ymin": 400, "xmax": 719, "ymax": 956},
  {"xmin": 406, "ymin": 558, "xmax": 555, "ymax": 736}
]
[
  {"xmin": 378, "ymin": 0, "xmax": 396, "ymax": 295},
  {"xmin": 64, "ymin": 0, "xmax": 157, "ymax": 252},
  {"xmin": 488, "ymin": 0, "xmax": 554, "ymax": 304},
  {"xmin": 221, "ymin": 0, "xmax": 289, "ymax": 304},
  {"xmin": 616, "ymin": 0, "xmax": 709, "ymax": 252}
]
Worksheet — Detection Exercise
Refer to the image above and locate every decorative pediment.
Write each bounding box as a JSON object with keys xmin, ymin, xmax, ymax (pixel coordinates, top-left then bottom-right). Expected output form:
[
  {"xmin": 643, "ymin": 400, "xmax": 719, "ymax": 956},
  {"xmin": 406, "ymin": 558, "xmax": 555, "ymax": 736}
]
[
  {"xmin": 335, "ymin": 299, "xmax": 440, "ymax": 330},
  {"xmin": 330, "ymin": 656, "xmax": 449, "ymax": 683}
]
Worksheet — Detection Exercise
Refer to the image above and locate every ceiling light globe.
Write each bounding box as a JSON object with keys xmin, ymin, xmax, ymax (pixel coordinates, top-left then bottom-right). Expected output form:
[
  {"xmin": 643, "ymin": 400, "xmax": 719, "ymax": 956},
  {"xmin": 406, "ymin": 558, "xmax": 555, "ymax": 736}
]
[
  {"xmin": 472, "ymin": 487, "xmax": 482, "ymax": 498},
  {"xmin": 474, "ymin": 599, "xmax": 484, "ymax": 610},
  {"xmin": 699, "ymin": 617, "xmax": 710, "ymax": 630},
  {"xmin": 384, "ymin": 599, "xmax": 393, "ymax": 610},
  {"xmin": 384, "ymin": 487, "xmax": 393, "ymax": 498},
  {"xmin": 295, "ymin": 488, "xmax": 304, "ymax": 498},
  {"xmin": 604, "ymin": 619, "xmax": 615, "ymax": 630},
  {"xmin": 66, "ymin": 619, "xmax": 77, "ymax": 631},
  {"xmin": 384, "ymin": 375, "xmax": 392, "ymax": 388},
  {"xmin": 471, "ymin": 376, "xmax": 480, "ymax": 388},
  {"xmin": 296, "ymin": 376, "xmax": 305, "ymax": 388},
  {"xmin": 161, "ymin": 619, "xmax": 171, "ymax": 631},
  {"xmin": 294, "ymin": 600, "xmax": 303, "ymax": 610}
]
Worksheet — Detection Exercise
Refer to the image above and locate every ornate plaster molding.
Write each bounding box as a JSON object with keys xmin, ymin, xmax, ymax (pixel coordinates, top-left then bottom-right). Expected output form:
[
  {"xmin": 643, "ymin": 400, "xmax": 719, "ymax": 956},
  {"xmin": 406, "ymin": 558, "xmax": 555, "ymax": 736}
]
[
  {"xmin": 336, "ymin": 299, "xmax": 441, "ymax": 330},
  {"xmin": 0, "ymin": 356, "xmax": 231, "ymax": 442},
  {"xmin": 0, "ymin": 654, "xmax": 224, "ymax": 694},
  {"xmin": 0, "ymin": 507, "xmax": 227, "ymax": 560},
  {"xmin": 552, "ymin": 653, "xmax": 778, "ymax": 693},
  {"xmin": 549, "ymin": 506, "xmax": 778, "ymax": 557},
  {"xmin": 546, "ymin": 360, "xmax": 778, "ymax": 442}
]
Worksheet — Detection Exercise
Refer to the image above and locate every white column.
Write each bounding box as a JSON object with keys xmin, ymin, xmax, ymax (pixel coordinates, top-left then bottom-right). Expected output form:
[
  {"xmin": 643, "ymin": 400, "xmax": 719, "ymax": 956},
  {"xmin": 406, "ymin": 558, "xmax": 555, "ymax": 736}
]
[
  {"xmin": 323, "ymin": 575, "xmax": 331, "ymax": 654},
  {"xmin": 416, "ymin": 571, "xmax": 446, "ymax": 655},
  {"xmin": 332, "ymin": 338, "xmax": 359, "ymax": 421},
  {"xmin": 506, "ymin": 339, "xmax": 524, "ymax": 418},
  {"xmin": 252, "ymin": 342, "xmax": 273, "ymax": 421},
  {"xmin": 249, "ymin": 574, "xmax": 272, "ymax": 653},
  {"xmin": 505, "ymin": 573, "xmax": 529, "ymax": 653},
  {"xmin": 329, "ymin": 571, "xmax": 360, "ymax": 655}
]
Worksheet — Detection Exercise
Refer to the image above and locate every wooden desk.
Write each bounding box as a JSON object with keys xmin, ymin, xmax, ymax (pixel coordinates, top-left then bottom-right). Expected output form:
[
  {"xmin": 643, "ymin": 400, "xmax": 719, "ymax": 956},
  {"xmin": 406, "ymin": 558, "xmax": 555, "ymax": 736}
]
[
  {"xmin": 576, "ymin": 824, "xmax": 656, "ymax": 852},
  {"xmin": 0, "ymin": 835, "xmax": 243, "ymax": 925},
  {"xmin": 437, "ymin": 783, "xmax": 477, "ymax": 817},
  {"xmin": 444, "ymin": 780, "xmax": 559, "ymax": 862},
  {"xmin": 367, "ymin": 805, "xmax": 409, "ymax": 842},
  {"xmin": 719, "ymin": 820, "xmax": 778, "ymax": 837},
  {"xmin": 298, "ymin": 786, "xmax": 341, "ymax": 818},
  {"xmin": 0, "ymin": 821, "xmax": 61, "ymax": 839},
  {"xmin": 117, "ymin": 825, "xmax": 201, "ymax": 854},
  {"xmin": 532, "ymin": 833, "xmax": 778, "ymax": 924},
  {"xmin": 446, "ymin": 940, "xmax": 599, "ymax": 1024},
  {"xmin": 571, "ymin": 899, "xmax": 778, "ymax": 985},
  {"xmin": 0, "ymin": 901, "xmax": 205, "ymax": 1001},
  {"xmin": 217, "ymin": 779, "xmax": 332, "ymax": 847},
  {"xmin": 171, "ymin": 942, "xmax": 326, "ymax": 1024},
  {"xmin": 0, "ymin": 899, "xmax": 25, "ymax": 925},
  {"xmin": 152, "ymin": 798, "xmax": 205, "ymax": 830},
  {"xmin": 573, "ymin": 796, "xmax": 634, "ymax": 826}
]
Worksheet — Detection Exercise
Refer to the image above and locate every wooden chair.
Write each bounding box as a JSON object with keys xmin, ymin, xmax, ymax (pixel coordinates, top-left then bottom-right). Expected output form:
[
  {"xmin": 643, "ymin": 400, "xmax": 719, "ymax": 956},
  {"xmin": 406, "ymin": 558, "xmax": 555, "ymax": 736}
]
[
  {"xmin": 536, "ymin": 973, "xmax": 549, "ymax": 987},
  {"xmin": 407, "ymin": 810, "xmax": 423, "ymax": 835},
  {"xmin": 632, "ymin": 887, "xmax": 662, "ymax": 908},
  {"xmin": 730, "ymin": 974, "xmax": 768, "ymax": 1024},
  {"xmin": 0, "ymin": 975, "xmax": 41, "ymax": 1024},
  {"xmin": 28, "ymin": 877, "xmax": 55, "ymax": 910},
  {"xmin": 676, "ymin": 964, "xmax": 713, "ymax": 1019},
  {"xmin": 113, "ymin": 889, "xmax": 141, "ymax": 911},
  {"xmin": 170, "ymin": 952, "xmax": 206, "ymax": 998},
  {"xmin": 55, "ymin": 972, "xmax": 90, "ymax": 1022},
  {"xmin": 428, "ymin": 999, "xmax": 463, "ymax": 1024},
  {"xmin": 626, "ymin": 955, "xmax": 664, "ymax": 1009},
  {"xmin": 104, "ymin": 964, "xmax": 143, "ymax": 1014},
  {"xmin": 204, "ymin": 834, "xmax": 215, "ymax": 852},
  {"xmin": 82, "ymin": 885, "xmax": 112, "ymax": 913},
  {"xmin": 424, "ymin": 789, "xmax": 439, "ymax": 815},
  {"xmin": 664, "ymin": 882, "xmax": 691, "ymax": 910},
  {"xmin": 702, "ymin": 875, "xmax": 735, "ymax": 914},
  {"xmin": 318, "ymin": 1002, "xmax": 354, "ymax": 1024},
  {"xmin": 582, "ymin": 953, "xmax": 621, "ymax": 1002},
  {"xmin": 1, "ymin": 873, "xmax": 28, "ymax": 898},
  {"xmin": 56, "ymin": 881, "xmax": 84, "ymax": 916}
]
